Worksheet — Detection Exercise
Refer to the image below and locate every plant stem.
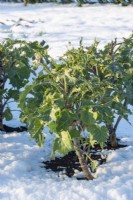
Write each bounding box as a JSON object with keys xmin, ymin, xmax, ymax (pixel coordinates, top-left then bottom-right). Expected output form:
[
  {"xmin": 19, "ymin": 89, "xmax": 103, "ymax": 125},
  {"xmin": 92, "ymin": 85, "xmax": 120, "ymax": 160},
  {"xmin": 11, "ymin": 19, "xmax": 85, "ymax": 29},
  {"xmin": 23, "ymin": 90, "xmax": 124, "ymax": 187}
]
[
  {"xmin": 24, "ymin": 0, "xmax": 28, "ymax": 6},
  {"xmin": 114, "ymin": 98, "xmax": 127, "ymax": 131},
  {"xmin": 107, "ymin": 124, "xmax": 117, "ymax": 147},
  {"xmin": 107, "ymin": 98, "xmax": 128, "ymax": 147},
  {"xmin": 73, "ymin": 138, "xmax": 94, "ymax": 180}
]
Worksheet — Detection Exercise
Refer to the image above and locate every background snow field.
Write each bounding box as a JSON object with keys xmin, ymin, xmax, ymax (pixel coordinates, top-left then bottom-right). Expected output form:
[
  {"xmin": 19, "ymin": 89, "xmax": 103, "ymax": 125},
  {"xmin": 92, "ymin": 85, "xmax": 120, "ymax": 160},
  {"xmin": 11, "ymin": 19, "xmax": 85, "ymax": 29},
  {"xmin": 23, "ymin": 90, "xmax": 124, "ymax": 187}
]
[
  {"xmin": 0, "ymin": 3, "xmax": 133, "ymax": 57},
  {"xmin": 0, "ymin": 3, "xmax": 133, "ymax": 200}
]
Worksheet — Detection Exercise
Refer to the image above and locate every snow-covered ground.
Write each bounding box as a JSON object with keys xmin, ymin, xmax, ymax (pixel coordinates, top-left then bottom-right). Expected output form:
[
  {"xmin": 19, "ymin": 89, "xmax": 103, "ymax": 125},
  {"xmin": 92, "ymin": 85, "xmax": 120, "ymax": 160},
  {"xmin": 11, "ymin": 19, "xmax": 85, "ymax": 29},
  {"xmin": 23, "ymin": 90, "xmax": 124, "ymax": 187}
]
[
  {"xmin": 0, "ymin": 3, "xmax": 133, "ymax": 57},
  {"xmin": 0, "ymin": 3, "xmax": 133, "ymax": 200}
]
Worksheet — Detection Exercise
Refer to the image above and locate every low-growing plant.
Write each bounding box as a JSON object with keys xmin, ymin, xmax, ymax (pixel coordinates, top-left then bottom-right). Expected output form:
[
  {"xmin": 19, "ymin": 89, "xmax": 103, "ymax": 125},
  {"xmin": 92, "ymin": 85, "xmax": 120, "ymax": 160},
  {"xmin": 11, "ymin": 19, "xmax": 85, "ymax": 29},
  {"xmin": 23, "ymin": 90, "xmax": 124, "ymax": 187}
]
[
  {"xmin": 6, "ymin": 0, "xmax": 132, "ymax": 6},
  {"xmin": 0, "ymin": 39, "xmax": 48, "ymax": 130},
  {"xmin": 102, "ymin": 36, "xmax": 133, "ymax": 146},
  {"xmin": 63, "ymin": 36, "xmax": 133, "ymax": 147},
  {"xmin": 99, "ymin": 0, "xmax": 133, "ymax": 5},
  {"xmin": 19, "ymin": 34, "xmax": 133, "ymax": 180},
  {"xmin": 24, "ymin": 0, "xmax": 40, "ymax": 6},
  {"xmin": 22, "ymin": 0, "xmax": 133, "ymax": 6}
]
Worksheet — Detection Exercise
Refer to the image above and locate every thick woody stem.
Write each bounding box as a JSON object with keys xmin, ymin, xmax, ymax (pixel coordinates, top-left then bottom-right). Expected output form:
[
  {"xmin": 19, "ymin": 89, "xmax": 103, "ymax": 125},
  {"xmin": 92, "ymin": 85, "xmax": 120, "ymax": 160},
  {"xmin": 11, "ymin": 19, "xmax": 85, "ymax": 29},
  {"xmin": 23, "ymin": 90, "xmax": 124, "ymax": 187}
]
[
  {"xmin": 73, "ymin": 138, "xmax": 94, "ymax": 180},
  {"xmin": 107, "ymin": 98, "xmax": 128, "ymax": 147},
  {"xmin": 107, "ymin": 124, "xmax": 117, "ymax": 147}
]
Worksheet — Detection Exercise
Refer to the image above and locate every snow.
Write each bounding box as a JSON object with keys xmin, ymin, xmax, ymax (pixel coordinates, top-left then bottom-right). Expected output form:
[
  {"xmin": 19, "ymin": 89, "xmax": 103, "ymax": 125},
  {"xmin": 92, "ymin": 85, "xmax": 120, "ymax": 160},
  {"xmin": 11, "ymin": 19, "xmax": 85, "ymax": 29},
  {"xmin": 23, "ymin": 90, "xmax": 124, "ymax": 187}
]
[
  {"xmin": 0, "ymin": 3, "xmax": 133, "ymax": 57},
  {"xmin": 0, "ymin": 3, "xmax": 133, "ymax": 200},
  {"xmin": 0, "ymin": 131, "xmax": 133, "ymax": 200}
]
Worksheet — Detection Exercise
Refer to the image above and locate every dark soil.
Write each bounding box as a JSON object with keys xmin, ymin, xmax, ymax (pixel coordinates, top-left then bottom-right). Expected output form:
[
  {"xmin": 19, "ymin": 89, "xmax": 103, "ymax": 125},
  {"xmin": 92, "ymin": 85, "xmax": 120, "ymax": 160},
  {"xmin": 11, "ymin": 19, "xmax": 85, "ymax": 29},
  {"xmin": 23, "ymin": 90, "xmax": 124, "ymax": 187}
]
[
  {"xmin": 42, "ymin": 140, "xmax": 127, "ymax": 179},
  {"xmin": 43, "ymin": 151, "xmax": 105, "ymax": 178},
  {"xmin": 0, "ymin": 124, "xmax": 27, "ymax": 133}
]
